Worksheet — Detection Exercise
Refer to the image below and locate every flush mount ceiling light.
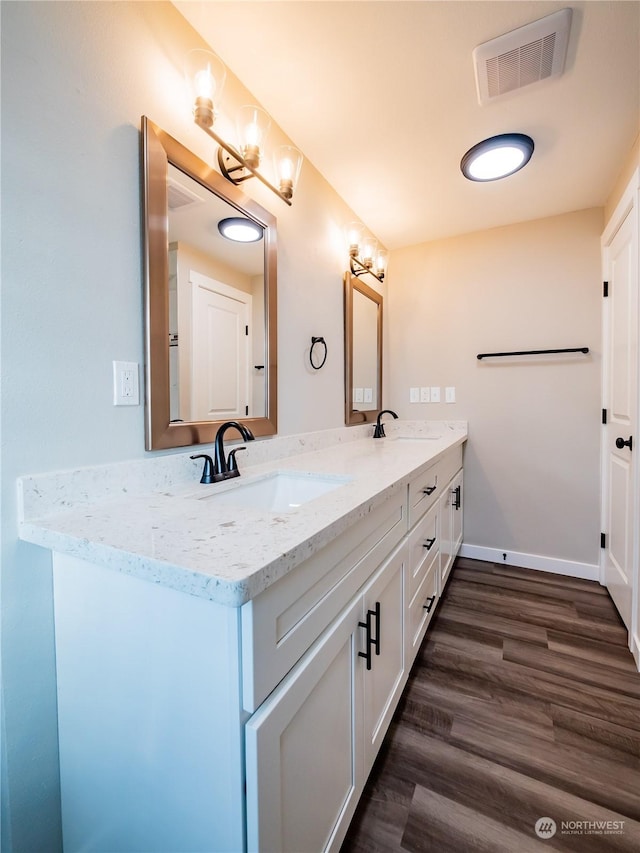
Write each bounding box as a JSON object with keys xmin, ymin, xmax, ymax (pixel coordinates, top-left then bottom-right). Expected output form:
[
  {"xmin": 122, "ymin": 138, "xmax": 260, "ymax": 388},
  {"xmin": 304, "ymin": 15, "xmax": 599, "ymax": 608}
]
[
  {"xmin": 185, "ymin": 49, "xmax": 303, "ymax": 205},
  {"xmin": 460, "ymin": 133, "xmax": 534, "ymax": 182},
  {"xmin": 218, "ymin": 217, "xmax": 263, "ymax": 243}
]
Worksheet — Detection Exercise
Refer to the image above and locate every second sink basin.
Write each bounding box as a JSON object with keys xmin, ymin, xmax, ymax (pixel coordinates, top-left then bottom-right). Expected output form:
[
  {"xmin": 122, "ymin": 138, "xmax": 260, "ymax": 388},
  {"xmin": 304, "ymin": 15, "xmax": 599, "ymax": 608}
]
[{"xmin": 198, "ymin": 471, "xmax": 352, "ymax": 513}]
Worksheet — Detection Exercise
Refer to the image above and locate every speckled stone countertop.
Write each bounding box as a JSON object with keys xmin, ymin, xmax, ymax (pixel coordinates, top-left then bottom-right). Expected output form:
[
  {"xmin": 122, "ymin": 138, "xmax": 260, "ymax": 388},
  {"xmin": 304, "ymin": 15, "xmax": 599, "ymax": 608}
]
[{"xmin": 18, "ymin": 421, "xmax": 467, "ymax": 606}]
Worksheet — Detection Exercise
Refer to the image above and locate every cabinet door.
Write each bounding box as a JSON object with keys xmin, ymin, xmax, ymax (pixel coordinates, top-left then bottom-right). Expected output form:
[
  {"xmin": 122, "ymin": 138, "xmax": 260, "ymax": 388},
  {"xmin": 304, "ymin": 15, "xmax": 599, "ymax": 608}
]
[
  {"xmin": 440, "ymin": 470, "xmax": 463, "ymax": 592},
  {"xmin": 245, "ymin": 598, "xmax": 363, "ymax": 853},
  {"xmin": 451, "ymin": 470, "xmax": 464, "ymax": 558},
  {"xmin": 361, "ymin": 542, "xmax": 407, "ymax": 774}
]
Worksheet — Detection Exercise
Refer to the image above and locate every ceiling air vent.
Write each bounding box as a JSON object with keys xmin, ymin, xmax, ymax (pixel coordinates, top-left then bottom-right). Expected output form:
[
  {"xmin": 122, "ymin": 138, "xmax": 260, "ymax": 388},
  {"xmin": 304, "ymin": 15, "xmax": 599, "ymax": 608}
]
[
  {"xmin": 473, "ymin": 8, "xmax": 572, "ymax": 105},
  {"xmin": 167, "ymin": 177, "xmax": 206, "ymax": 211}
]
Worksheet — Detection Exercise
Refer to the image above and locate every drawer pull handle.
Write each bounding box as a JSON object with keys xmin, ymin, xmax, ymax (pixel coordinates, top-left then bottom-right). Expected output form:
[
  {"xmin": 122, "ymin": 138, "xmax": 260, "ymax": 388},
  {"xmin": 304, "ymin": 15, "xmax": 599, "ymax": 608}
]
[
  {"xmin": 358, "ymin": 602, "xmax": 381, "ymax": 671},
  {"xmin": 423, "ymin": 595, "xmax": 436, "ymax": 614},
  {"xmin": 423, "ymin": 537, "xmax": 436, "ymax": 551},
  {"xmin": 422, "ymin": 486, "xmax": 436, "ymax": 495}
]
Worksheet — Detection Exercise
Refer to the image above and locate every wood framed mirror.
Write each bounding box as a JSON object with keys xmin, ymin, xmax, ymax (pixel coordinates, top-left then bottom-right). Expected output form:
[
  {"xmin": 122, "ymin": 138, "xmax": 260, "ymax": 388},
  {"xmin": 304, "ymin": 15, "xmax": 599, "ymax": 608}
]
[
  {"xmin": 344, "ymin": 272, "xmax": 383, "ymax": 425},
  {"xmin": 141, "ymin": 116, "xmax": 277, "ymax": 450}
]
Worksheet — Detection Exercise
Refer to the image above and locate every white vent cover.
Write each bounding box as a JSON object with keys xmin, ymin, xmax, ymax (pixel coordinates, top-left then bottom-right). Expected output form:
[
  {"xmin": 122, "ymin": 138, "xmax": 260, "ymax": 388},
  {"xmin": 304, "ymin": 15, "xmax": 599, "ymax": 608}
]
[
  {"xmin": 167, "ymin": 177, "xmax": 206, "ymax": 211},
  {"xmin": 473, "ymin": 8, "xmax": 572, "ymax": 105}
]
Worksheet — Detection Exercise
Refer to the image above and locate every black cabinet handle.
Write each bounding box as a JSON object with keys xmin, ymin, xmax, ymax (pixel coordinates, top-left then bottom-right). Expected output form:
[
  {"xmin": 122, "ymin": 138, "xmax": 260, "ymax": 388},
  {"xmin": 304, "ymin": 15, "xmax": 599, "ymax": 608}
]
[
  {"xmin": 616, "ymin": 436, "xmax": 633, "ymax": 451},
  {"xmin": 371, "ymin": 602, "xmax": 381, "ymax": 658},
  {"xmin": 423, "ymin": 537, "xmax": 436, "ymax": 551},
  {"xmin": 423, "ymin": 595, "xmax": 436, "ymax": 614},
  {"xmin": 453, "ymin": 484, "xmax": 461, "ymax": 510},
  {"xmin": 358, "ymin": 602, "xmax": 381, "ymax": 670},
  {"xmin": 422, "ymin": 485, "xmax": 436, "ymax": 495}
]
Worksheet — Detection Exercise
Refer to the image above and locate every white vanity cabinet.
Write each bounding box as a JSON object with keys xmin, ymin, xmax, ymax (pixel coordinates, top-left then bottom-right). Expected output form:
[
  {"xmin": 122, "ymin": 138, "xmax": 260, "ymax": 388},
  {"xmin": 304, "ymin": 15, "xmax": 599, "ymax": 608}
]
[{"xmin": 43, "ymin": 439, "xmax": 464, "ymax": 853}]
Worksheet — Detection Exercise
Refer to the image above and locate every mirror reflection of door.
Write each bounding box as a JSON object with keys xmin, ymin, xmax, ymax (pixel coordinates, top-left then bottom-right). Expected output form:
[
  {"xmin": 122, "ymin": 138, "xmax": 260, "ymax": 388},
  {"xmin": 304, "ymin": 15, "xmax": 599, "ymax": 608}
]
[
  {"xmin": 167, "ymin": 164, "xmax": 266, "ymax": 423},
  {"xmin": 352, "ymin": 289, "xmax": 379, "ymax": 411},
  {"xmin": 191, "ymin": 272, "xmax": 251, "ymax": 422}
]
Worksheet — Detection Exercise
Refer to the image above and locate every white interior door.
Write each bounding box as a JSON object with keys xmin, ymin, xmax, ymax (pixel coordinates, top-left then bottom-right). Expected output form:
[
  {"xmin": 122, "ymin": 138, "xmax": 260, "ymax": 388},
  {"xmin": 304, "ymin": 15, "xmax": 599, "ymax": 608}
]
[
  {"xmin": 602, "ymin": 195, "xmax": 638, "ymax": 632},
  {"xmin": 191, "ymin": 271, "xmax": 252, "ymax": 422}
]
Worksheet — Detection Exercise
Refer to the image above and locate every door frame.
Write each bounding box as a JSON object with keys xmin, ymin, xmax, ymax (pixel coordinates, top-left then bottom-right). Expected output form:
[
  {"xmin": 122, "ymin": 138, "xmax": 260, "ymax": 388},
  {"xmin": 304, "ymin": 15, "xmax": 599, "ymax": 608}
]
[{"xmin": 600, "ymin": 166, "xmax": 640, "ymax": 663}]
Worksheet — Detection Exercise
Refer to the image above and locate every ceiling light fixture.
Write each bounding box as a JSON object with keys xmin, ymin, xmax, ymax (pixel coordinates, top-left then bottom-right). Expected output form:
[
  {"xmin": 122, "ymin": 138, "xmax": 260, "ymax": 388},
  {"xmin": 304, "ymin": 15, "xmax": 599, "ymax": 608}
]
[
  {"xmin": 460, "ymin": 133, "xmax": 534, "ymax": 181},
  {"xmin": 345, "ymin": 221, "xmax": 388, "ymax": 283},
  {"xmin": 185, "ymin": 49, "xmax": 303, "ymax": 205},
  {"xmin": 218, "ymin": 217, "xmax": 264, "ymax": 243}
]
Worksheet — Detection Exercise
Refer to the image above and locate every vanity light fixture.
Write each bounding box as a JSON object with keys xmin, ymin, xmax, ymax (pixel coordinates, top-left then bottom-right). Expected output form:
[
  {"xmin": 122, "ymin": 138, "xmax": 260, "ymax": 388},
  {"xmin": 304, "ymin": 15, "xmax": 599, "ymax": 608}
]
[
  {"xmin": 460, "ymin": 133, "xmax": 534, "ymax": 181},
  {"xmin": 217, "ymin": 217, "xmax": 263, "ymax": 243},
  {"xmin": 345, "ymin": 221, "xmax": 388, "ymax": 283},
  {"xmin": 185, "ymin": 49, "xmax": 303, "ymax": 206}
]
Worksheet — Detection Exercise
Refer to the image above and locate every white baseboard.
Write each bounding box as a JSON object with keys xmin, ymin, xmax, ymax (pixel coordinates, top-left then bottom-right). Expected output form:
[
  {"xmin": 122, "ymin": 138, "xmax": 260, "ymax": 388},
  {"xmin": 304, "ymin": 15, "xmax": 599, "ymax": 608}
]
[
  {"xmin": 632, "ymin": 631, "xmax": 640, "ymax": 671},
  {"xmin": 458, "ymin": 543, "xmax": 600, "ymax": 582}
]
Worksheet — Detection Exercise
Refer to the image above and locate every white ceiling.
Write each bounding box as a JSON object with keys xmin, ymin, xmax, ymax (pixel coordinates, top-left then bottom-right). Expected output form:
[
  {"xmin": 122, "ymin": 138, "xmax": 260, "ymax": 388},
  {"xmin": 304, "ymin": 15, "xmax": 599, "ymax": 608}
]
[{"xmin": 174, "ymin": 1, "xmax": 640, "ymax": 250}]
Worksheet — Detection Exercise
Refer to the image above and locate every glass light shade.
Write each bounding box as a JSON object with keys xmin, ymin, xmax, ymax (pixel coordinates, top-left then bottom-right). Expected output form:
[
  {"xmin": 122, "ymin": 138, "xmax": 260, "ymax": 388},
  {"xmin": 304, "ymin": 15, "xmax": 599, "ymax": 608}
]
[
  {"xmin": 375, "ymin": 249, "xmax": 388, "ymax": 279},
  {"xmin": 236, "ymin": 105, "xmax": 271, "ymax": 169},
  {"xmin": 460, "ymin": 133, "xmax": 534, "ymax": 182},
  {"xmin": 218, "ymin": 217, "xmax": 263, "ymax": 243},
  {"xmin": 274, "ymin": 146, "xmax": 303, "ymax": 200},
  {"xmin": 185, "ymin": 49, "xmax": 226, "ymax": 124},
  {"xmin": 361, "ymin": 235, "xmax": 378, "ymax": 269},
  {"xmin": 344, "ymin": 221, "xmax": 365, "ymax": 257}
]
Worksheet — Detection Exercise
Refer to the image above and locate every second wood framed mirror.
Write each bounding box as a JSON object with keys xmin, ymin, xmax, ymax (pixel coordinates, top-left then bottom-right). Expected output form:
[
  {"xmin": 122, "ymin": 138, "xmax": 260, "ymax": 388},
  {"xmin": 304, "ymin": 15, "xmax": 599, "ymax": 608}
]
[{"xmin": 344, "ymin": 272, "xmax": 383, "ymax": 425}]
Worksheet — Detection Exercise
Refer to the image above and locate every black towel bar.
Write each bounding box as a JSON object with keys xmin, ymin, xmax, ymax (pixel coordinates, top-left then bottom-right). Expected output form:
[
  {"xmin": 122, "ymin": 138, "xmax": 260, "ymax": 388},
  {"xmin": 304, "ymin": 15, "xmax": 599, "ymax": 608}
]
[{"xmin": 477, "ymin": 347, "xmax": 589, "ymax": 360}]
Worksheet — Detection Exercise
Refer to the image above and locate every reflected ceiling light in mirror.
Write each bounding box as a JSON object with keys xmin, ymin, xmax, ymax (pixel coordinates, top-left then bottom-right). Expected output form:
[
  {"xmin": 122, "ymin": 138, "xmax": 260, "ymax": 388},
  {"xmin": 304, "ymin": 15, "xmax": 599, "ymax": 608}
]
[
  {"xmin": 345, "ymin": 221, "xmax": 387, "ymax": 283},
  {"xmin": 218, "ymin": 217, "xmax": 264, "ymax": 243},
  {"xmin": 185, "ymin": 49, "xmax": 303, "ymax": 205},
  {"xmin": 460, "ymin": 133, "xmax": 534, "ymax": 181}
]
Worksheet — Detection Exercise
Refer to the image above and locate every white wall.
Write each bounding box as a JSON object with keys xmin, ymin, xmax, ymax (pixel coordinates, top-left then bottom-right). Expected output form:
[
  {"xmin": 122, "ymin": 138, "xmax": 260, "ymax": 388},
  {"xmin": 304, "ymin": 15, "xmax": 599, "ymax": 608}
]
[
  {"xmin": 0, "ymin": 2, "xmax": 375, "ymax": 849},
  {"xmin": 387, "ymin": 208, "xmax": 604, "ymax": 570}
]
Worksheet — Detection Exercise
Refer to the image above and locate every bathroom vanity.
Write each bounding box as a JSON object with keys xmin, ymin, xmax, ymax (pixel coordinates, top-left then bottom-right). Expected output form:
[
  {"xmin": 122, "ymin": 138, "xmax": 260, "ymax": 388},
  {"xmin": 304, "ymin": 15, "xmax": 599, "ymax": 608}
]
[{"xmin": 19, "ymin": 422, "xmax": 465, "ymax": 852}]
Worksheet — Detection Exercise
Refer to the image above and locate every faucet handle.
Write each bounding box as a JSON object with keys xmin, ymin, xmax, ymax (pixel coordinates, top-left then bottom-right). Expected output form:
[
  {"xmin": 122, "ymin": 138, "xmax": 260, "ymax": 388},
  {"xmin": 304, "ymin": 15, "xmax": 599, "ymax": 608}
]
[
  {"xmin": 227, "ymin": 447, "xmax": 247, "ymax": 473},
  {"xmin": 190, "ymin": 454, "xmax": 215, "ymax": 484}
]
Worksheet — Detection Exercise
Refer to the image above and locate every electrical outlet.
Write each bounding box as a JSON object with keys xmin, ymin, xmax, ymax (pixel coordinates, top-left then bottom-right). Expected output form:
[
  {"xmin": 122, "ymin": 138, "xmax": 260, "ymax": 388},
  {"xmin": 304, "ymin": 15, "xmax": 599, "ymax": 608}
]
[
  {"xmin": 420, "ymin": 387, "xmax": 430, "ymax": 403},
  {"xmin": 430, "ymin": 386, "xmax": 441, "ymax": 403},
  {"xmin": 409, "ymin": 387, "xmax": 420, "ymax": 403},
  {"xmin": 113, "ymin": 361, "xmax": 139, "ymax": 406}
]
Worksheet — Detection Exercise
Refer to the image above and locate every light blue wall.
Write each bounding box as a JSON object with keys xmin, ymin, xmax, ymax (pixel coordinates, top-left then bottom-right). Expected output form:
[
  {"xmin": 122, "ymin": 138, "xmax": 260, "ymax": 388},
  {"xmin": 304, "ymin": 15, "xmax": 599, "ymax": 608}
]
[{"xmin": 0, "ymin": 2, "xmax": 359, "ymax": 848}]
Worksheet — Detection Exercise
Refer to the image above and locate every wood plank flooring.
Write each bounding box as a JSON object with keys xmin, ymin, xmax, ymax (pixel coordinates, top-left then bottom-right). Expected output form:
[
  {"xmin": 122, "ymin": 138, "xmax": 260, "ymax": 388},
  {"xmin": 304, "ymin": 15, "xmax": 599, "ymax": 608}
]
[{"xmin": 341, "ymin": 557, "xmax": 640, "ymax": 852}]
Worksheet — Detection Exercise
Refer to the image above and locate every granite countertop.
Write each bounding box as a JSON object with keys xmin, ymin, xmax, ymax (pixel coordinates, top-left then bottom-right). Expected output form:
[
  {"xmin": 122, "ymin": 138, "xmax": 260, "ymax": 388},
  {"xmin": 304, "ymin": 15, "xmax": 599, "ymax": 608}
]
[{"xmin": 19, "ymin": 423, "xmax": 467, "ymax": 607}]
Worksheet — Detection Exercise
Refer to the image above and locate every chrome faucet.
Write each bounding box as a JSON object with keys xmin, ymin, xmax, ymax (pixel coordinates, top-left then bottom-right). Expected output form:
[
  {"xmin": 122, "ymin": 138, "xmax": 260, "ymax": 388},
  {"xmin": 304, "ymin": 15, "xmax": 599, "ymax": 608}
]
[
  {"xmin": 373, "ymin": 409, "xmax": 398, "ymax": 438},
  {"xmin": 191, "ymin": 420, "xmax": 255, "ymax": 484}
]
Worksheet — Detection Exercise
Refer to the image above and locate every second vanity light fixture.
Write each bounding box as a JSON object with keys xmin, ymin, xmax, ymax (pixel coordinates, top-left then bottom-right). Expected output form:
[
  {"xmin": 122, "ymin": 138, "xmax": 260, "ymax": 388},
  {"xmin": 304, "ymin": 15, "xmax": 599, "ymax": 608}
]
[
  {"xmin": 345, "ymin": 222, "xmax": 388, "ymax": 283},
  {"xmin": 185, "ymin": 48, "xmax": 303, "ymax": 205}
]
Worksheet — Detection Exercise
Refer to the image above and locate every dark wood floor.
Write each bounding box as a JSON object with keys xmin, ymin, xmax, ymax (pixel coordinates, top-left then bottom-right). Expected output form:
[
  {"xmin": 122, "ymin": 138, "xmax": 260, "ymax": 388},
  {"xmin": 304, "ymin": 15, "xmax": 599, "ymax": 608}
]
[{"xmin": 342, "ymin": 557, "xmax": 640, "ymax": 852}]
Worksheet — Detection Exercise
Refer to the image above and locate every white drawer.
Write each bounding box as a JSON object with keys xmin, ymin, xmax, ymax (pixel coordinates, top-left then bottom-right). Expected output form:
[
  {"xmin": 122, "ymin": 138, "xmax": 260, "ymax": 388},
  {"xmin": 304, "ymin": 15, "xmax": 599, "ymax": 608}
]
[
  {"xmin": 407, "ymin": 500, "xmax": 439, "ymax": 601},
  {"xmin": 407, "ymin": 557, "xmax": 438, "ymax": 658},
  {"xmin": 241, "ymin": 492, "xmax": 407, "ymax": 712}
]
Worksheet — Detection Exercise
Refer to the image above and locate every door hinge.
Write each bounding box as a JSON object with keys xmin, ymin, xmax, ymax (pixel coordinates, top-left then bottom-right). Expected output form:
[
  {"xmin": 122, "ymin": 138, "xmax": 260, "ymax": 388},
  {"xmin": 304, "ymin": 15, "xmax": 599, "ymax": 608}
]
[
  {"xmin": 600, "ymin": 532, "xmax": 606, "ymax": 549},
  {"xmin": 603, "ymin": 281, "xmax": 609, "ymax": 297},
  {"xmin": 602, "ymin": 408, "xmax": 607, "ymax": 424}
]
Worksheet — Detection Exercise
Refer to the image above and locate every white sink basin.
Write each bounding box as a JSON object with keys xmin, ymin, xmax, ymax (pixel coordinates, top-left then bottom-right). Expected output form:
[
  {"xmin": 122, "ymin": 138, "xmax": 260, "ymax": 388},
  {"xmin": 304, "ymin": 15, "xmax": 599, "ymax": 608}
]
[{"xmin": 198, "ymin": 472, "xmax": 352, "ymax": 513}]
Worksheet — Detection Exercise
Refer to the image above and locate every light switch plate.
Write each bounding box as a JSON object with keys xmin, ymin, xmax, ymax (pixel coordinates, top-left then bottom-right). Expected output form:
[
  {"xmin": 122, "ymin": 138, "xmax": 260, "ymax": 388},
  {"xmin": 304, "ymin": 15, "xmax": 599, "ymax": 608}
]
[
  {"xmin": 409, "ymin": 387, "xmax": 420, "ymax": 403},
  {"xmin": 430, "ymin": 386, "xmax": 441, "ymax": 403},
  {"xmin": 420, "ymin": 387, "xmax": 430, "ymax": 403},
  {"xmin": 113, "ymin": 361, "xmax": 139, "ymax": 406},
  {"xmin": 363, "ymin": 387, "xmax": 373, "ymax": 403},
  {"xmin": 353, "ymin": 387, "xmax": 364, "ymax": 403},
  {"xmin": 445, "ymin": 386, "xmax": 456, "ymax": 403}
]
